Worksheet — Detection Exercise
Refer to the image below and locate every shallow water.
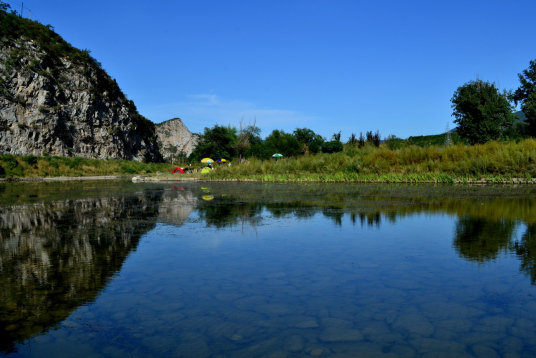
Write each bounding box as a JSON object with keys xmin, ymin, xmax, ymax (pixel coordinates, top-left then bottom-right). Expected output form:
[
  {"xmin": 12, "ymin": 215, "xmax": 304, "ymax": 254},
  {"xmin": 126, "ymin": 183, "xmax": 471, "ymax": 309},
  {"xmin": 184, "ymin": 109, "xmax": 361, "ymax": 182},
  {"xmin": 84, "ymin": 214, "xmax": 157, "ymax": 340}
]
[{"xmin": 1, "ymin": 180, "xmax": 536, "ymax": 357}]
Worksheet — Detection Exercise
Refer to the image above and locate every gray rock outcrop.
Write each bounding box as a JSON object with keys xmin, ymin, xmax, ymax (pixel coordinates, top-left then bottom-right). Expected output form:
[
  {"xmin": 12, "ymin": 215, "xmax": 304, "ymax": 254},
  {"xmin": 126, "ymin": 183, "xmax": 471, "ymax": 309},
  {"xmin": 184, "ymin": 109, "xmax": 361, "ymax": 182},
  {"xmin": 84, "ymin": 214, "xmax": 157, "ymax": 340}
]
[
  {"xmin": 155, "ymin": 117, "xmax": 198, "ymax": 160},
  {"xmin": 0, "ymin": 34, "xmax": 162, "ymax": 162}
]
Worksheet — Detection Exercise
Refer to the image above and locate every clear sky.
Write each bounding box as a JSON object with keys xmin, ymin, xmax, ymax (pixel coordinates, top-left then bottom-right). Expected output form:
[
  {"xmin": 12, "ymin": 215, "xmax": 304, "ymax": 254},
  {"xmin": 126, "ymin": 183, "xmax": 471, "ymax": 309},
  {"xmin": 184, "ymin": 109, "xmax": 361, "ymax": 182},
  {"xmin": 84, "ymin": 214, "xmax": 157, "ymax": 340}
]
[{"xmin": 7, "ymin": 0, "xmax": 536, "ymax": 140}]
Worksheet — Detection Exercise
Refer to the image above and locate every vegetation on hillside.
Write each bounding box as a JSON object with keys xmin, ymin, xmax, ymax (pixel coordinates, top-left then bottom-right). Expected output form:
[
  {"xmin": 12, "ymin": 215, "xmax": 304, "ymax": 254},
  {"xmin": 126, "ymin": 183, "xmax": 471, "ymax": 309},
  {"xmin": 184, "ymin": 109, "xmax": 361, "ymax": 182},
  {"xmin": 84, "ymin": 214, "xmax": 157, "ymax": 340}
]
[
  {"xmin": 0, "ymin": 154, "xmax": 169, "ymax": 178},
  {"xmin": 0, "ymin": 3, "xmax": 155, "ymax": 143}
]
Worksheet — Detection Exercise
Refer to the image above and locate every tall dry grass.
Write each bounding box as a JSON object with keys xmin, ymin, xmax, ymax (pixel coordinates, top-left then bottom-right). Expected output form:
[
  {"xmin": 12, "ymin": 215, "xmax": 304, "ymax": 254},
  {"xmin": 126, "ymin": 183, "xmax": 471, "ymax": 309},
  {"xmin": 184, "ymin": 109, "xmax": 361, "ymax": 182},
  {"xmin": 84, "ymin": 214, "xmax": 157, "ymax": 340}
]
[{"xmin": 208, "ymin": 139, "xmax": 536, "ymax": 182}]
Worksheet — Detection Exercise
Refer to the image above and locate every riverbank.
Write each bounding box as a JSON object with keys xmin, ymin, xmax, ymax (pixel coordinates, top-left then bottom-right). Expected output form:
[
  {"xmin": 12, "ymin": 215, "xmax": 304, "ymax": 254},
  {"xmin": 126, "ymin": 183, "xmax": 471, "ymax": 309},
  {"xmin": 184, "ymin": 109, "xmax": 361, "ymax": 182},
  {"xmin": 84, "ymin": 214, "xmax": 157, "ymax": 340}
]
[
  {"xmin": 132, "ymin": 173, "xmax": 536, "ymax": 184},
  {"xmin": 0, "ymin": 175, "xmax": 128, "ymax": 182},
  {"xmin": 2, "ymin": 139, "xmax": 536, "ymax": 183}
]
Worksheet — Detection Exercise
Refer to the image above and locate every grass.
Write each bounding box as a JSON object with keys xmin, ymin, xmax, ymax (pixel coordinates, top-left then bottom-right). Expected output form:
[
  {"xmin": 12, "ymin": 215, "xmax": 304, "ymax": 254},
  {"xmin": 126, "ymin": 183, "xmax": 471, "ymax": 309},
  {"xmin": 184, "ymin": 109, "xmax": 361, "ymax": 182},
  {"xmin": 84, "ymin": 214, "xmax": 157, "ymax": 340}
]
[
  {"xmin": 1, "ymin": 139, "xmax": 536, "ymax": 183},
  {"xmin": 0, "ymin": 154, "xmax": 171, "ymax": 178},
  {"xmin": 204, "ymin": 139, "xmax": 536, "ymax": 183}
]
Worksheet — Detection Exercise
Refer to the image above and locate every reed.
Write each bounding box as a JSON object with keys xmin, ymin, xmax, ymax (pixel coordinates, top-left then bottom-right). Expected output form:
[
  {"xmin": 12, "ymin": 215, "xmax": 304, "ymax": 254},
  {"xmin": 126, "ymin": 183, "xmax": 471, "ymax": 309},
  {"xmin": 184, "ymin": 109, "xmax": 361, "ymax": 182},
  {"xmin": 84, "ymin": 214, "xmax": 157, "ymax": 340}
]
[
  {"xmin": 209, "ymin": 139, "xmax": 536, "ymax": 183},
  {"xmin": 2, "ymin": 139, "xmax": 536, "ymax": 183}
]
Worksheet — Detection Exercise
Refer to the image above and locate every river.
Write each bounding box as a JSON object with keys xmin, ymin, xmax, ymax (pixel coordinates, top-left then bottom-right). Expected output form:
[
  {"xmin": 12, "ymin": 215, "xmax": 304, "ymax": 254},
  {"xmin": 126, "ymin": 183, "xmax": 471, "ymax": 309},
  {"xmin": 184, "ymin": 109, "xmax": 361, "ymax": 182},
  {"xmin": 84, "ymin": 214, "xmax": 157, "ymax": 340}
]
[{"xmin": 1, "ymin": 180, "xmax": 536, "ymax": 357}]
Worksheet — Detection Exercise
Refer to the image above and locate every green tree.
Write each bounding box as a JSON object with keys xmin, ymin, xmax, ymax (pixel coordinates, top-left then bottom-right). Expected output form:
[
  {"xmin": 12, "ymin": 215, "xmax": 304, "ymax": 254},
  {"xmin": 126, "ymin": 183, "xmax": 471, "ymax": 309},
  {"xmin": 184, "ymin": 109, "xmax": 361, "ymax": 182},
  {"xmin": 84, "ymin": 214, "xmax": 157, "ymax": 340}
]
[
  {"xmin": 244, "ymin": 131, "xmax": 268, "ymax": 159},
  {"xmin": 292, "ymin": 128, "xmax": 325, "ymax": 154},
  {"xmin": 0, "ymin": 1, "xmax": 11, "ymax": 12},
  {"xmin": 512, "ymin": 59, "xmax": 536, "ymax": 137},
  {"xmin": 189, "ymin": 125, "xmax": 237, "ymax": 162},
  {"xmin": 451, "ymin": 79, "xmax": 516, "ymax": 145},
  {"xmin": 321, "ymin": 140, "xmax": 343, "ymax": 153},
  {"xmin": 263, "ymin": 130, "xmax": 301, "ymax": 158}
]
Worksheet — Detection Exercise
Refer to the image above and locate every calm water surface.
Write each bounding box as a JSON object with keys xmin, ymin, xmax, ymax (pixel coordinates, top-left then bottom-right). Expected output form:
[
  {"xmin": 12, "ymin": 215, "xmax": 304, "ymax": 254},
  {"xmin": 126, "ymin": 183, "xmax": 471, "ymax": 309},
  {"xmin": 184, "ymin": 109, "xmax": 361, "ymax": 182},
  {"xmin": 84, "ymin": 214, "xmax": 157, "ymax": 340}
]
[{"xmin": 1, "ymin": 180, "xmax": 536, "ymax": 357}]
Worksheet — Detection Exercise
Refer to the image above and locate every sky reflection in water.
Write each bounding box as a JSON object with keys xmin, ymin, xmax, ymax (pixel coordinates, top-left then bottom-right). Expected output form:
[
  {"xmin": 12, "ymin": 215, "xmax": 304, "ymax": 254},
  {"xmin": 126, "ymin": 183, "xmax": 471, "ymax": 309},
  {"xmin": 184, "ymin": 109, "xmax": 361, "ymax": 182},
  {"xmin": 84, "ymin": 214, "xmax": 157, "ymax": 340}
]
[{"xmin": 1, "ymin": 181, "xmax": 536, "ymax": 357}]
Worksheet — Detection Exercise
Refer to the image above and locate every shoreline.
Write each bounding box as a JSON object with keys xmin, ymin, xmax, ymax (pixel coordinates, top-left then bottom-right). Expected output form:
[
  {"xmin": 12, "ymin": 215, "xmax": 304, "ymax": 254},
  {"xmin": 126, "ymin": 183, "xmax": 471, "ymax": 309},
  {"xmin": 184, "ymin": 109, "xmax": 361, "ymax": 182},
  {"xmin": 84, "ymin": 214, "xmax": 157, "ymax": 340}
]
[
  {"xmin": 1, "ymin": 174, "xmax": 535, "ymax": 185},
  {"xmin": 132, "ymin": 174, "xmax": 536, "ymax": 185},
  {"xmin": 0, "ymin": 175, "xmax": 129, "ymax": 182}
]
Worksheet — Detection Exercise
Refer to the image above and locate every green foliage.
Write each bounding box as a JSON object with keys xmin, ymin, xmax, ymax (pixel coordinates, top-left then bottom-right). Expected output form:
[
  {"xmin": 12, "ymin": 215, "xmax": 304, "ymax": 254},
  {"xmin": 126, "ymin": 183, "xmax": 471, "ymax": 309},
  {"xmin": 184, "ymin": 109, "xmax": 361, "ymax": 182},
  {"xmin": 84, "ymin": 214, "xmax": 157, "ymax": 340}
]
[
  {"xmin": 451, "ymin": 79, "xmax": 516, "ymax": 145},
  {"xmin": 365, "ymin": 130, "xmax": 381, "ymax": 147},
  {"xmin": 321, "ymin": 140, "xmax": 344, "ymax": 154},
  {"xmin": 189, "ymin": 125, "xmax": 238, "ymax": 162},
  {"xmin": 263, "ymin": 130, "xmax": 301, "ymax": 158},
  {"xmin": 293, "ymin": 128, "xmax": 325, "ymax": 154},
  {"xmin": 21, "ymin": 155, "xmax": 38, "ymax": 166},
  {"xmin": 384, "ymin": 135, "xmax": 407, "ymax": 150},
  {"xmin": 1, "ymin": 154, "xmax": 19, "ymax": 170},
  {"xmin": 0, "ymin": 1, "xmax": 10, "ymax": 12},
  {"xmin": 408, "ymin": 132, "xmax": 464, "ymax": 147},
  {"xmin": 208, "ymin": 138, "xmax": 536, "ymax": 183},
  {"xmin": 512, "ymin": 59, "xmax": 536, "ymax": 137},
  {"xmin": 0, "ymin": 154, "xmax": 171, "ymax": 178},
  {"xmin": 358, "ymin": 132, "xmax": 365, "ymax": 148}
]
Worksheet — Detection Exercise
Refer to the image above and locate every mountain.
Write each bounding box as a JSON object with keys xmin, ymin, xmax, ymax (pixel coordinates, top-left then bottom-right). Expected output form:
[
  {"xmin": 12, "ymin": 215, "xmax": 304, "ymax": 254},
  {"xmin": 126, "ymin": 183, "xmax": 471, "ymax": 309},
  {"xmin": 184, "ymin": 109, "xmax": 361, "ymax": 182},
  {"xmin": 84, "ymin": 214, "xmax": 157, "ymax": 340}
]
[
  {"xmin": 514, "ymin": 110, "xmax": 527, "ymax": 122},
  {"xmin": 0, "ymin": 9, "xmax": 163, "ymax": 162},
  {"xmin": 155, "ymin": 118, "xmax": 199, "ymax": 161}
]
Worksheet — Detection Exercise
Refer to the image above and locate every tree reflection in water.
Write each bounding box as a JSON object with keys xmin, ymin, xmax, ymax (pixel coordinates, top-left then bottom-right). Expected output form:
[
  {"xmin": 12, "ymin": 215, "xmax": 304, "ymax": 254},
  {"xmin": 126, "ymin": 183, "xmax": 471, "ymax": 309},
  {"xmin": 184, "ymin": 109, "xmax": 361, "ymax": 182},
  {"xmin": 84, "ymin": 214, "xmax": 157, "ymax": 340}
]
[
  {"xmin": 511, "ymin": 224, "xmax": 536, "ymax": 283},
  {"xmin": 453, "ymin": 216, "xmax": 517, "ymax": 262},
  {"xmin": 2, "ymin": 181, "xmax": 536, "ymax": 354},
  {"xmin": 193, "ymin": 184, "xmax": 536, "ymax": 285}
]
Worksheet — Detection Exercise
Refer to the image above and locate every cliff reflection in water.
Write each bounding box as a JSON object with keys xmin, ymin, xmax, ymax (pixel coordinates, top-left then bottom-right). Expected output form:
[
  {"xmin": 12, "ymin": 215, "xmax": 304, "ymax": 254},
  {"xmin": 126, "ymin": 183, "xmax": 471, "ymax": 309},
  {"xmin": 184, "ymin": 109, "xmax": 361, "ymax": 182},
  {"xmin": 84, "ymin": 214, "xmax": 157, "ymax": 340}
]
[
  {"xmin": 1, "ymin": 181, "xmax": 536, "ymax": 355},
  {"xmin": 0, "ymin": 185, "xmax": 163, "ymax": 354}
]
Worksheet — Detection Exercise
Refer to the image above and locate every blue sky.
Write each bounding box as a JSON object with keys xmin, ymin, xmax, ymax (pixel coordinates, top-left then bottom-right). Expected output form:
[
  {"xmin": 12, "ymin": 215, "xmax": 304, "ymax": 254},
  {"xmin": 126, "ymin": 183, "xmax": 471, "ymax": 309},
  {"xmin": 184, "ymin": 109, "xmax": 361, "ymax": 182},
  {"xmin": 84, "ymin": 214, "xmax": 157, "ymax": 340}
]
[{"xmin": 7, "ymin": 0, "xmax": 536, "ymax": 140}]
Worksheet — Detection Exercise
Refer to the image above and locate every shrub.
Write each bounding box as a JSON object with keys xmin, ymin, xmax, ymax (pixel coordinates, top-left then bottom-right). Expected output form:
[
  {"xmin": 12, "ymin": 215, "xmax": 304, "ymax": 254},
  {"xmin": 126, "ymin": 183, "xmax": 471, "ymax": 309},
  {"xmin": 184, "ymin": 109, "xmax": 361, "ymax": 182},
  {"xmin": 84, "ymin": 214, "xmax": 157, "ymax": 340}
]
[
  {"xmin": 22, "ymin": 155, "xmax": 38, "ymax": 166},
  {"xmin": 1, "ymin": 154, "xmax": 19, "ymax": 169},
  {"xmin": 322, "ymin": 140, "xmax": 343, "ymax": 154}
]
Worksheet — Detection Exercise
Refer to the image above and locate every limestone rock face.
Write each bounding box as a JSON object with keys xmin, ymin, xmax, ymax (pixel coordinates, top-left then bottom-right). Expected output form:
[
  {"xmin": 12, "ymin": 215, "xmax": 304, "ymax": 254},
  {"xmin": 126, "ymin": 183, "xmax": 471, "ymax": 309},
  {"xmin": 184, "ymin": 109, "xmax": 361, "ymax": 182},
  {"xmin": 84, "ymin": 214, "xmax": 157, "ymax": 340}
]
[
  {"xmin": 0, "ymin": 37, "xmax": 162, "ymax": 162},
  {"xmin": 155, "ymin": 118, "xmax": 198, "ymax": 160}
]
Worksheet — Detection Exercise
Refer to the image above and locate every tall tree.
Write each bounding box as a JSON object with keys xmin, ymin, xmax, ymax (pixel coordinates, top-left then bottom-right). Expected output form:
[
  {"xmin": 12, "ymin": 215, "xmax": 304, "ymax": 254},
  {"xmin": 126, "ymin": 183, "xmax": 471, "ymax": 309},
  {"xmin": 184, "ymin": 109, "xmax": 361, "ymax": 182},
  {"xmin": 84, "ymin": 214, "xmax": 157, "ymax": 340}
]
[
  {"xmin": 264, "ymin": 129, "xmax": 301, "ymax": 157},
  {"xmin": 292, "ymin": 128, "xmax": 324, "ymax": 154},
  {"xmin": 234, "ymin": 119, "xmax": 259, "ymax": 162},
  {"xmin": 189, "ymin": 125, "xmax": 237, "ymax": 161},
  {"xmin": 511, "ymin": 59, "xmax": 536, "ymax": 137},
  {"xmin": 451, "ymin": 79, "xmax": 516, "ymax": 145}
]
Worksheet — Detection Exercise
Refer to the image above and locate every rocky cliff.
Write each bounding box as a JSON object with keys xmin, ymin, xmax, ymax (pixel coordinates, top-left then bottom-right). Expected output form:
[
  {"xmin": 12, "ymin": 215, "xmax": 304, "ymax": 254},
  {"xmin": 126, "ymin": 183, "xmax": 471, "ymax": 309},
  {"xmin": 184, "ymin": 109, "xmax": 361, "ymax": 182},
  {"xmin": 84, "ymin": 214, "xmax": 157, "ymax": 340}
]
[
  {"xmin": 155, "ymin": 117, "xmax": 198, "ymax": 160},
  {"xmin": 0, "ymin": 10, "xmax": 163, "ymax": 162}
]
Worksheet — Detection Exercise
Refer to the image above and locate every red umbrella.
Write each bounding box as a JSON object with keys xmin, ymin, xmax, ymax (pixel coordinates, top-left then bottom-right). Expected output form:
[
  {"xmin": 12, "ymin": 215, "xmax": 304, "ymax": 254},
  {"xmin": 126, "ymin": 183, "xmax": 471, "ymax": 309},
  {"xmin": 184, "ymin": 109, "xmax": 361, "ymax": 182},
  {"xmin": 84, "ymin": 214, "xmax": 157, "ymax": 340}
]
[{"xmin": 171, "ymin": 167, "xmax": 185, "ymax": 174}]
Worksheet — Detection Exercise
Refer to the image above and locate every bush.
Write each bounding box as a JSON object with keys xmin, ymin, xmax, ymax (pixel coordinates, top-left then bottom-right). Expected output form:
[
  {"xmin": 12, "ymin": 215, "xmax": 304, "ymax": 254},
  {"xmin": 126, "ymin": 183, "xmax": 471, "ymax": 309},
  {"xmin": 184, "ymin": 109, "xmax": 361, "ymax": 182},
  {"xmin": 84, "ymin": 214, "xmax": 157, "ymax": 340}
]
[
  {"xmin": 1, "ymin": 154, "xmax": 19, "ymax": 169},
  {"xmin": 322, "ymin": 140, "xmax": 344, "ymax": 154},
  {"xmin": 22, "ymin": 155, "xmax": 38, "ymax": 166}
]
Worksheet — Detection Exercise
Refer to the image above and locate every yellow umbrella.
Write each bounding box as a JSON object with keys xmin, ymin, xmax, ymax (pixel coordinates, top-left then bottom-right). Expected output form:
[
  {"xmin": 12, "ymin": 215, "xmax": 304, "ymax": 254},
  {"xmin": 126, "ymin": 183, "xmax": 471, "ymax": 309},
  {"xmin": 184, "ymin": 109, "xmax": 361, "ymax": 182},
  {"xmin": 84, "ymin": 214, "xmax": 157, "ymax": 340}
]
[
  {"xmin": 216, "ymin": 158, "xmax": 227, "ymax": 163},
  {"xmin": 201, "ymin": 158, "xmax": 214, "ymax": 163}
]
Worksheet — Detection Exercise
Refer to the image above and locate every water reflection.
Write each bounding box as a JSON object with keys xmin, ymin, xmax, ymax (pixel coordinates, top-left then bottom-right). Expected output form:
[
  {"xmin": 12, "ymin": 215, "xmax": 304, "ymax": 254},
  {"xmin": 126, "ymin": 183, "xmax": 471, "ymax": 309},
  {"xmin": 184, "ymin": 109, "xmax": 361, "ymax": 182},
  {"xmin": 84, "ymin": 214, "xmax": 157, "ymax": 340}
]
[
  {"xmin": 0, "ymin": 184, "xmax": 162, "ymax": 354},
  {"xmin": 1, "ymin": 181, "xmax": 536, "ymax": 356},
  {"xmin": 512, "ymin": 223, "xmax": 536, "ymax": 283},
  {"xmin": 187, "ymin": 183, "xmax": 536, "ymax": 284},
  {"xmin": 453, "ymin": 216, "xmax": 516, "ymax": 262}
]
